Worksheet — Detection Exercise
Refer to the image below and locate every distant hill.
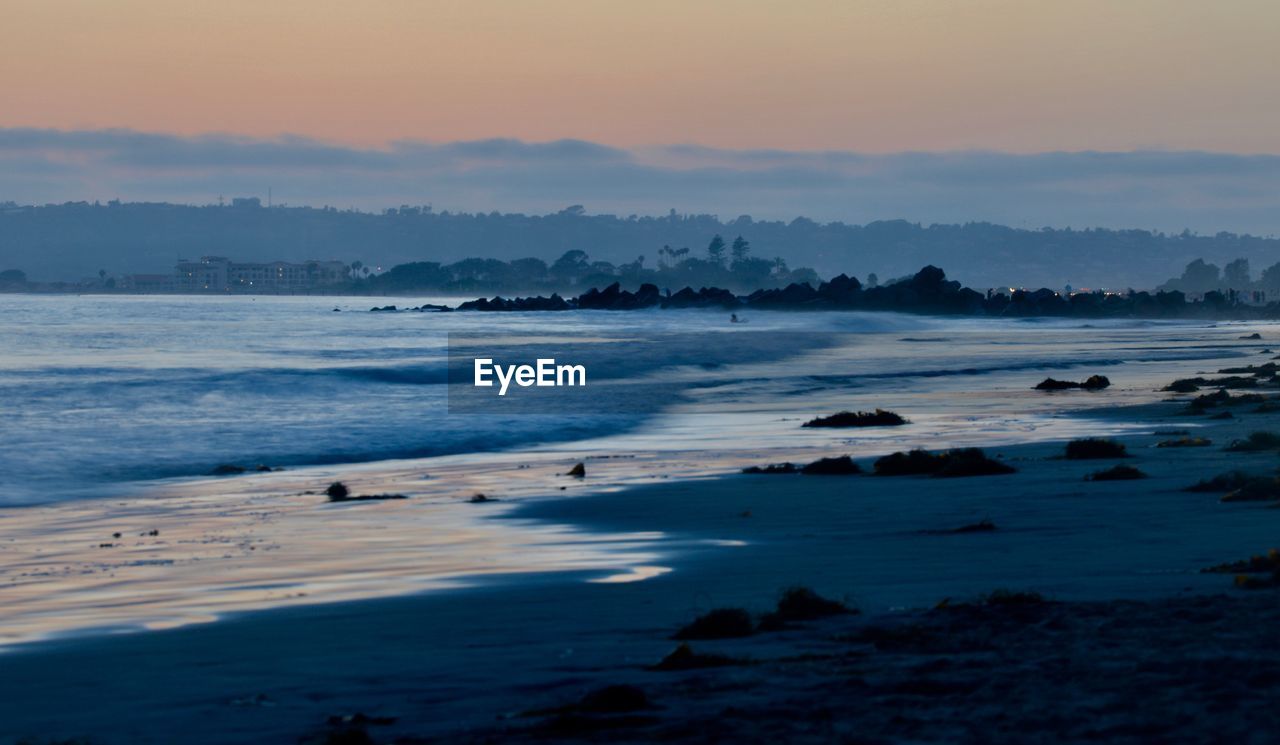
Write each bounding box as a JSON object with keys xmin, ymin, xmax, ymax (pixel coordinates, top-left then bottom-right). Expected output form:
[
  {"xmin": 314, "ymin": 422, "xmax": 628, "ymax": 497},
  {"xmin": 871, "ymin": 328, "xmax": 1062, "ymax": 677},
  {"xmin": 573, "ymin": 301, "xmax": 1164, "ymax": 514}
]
[{"xmin": 3, "ymin": 200, "xmax": 1279, "ymax": 288}]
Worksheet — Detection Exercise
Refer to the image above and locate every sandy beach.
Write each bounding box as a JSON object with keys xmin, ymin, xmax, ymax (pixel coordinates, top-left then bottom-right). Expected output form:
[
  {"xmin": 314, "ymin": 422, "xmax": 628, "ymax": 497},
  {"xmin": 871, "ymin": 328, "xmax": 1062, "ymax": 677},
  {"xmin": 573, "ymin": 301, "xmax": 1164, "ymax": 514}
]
[
  {"xmin": 8, "ymin": 4, "xmax": 1280, "ymax": 741},
  {"xmin": 6, "ymin": 353, "xmax": 1280, "ymax": 743}
]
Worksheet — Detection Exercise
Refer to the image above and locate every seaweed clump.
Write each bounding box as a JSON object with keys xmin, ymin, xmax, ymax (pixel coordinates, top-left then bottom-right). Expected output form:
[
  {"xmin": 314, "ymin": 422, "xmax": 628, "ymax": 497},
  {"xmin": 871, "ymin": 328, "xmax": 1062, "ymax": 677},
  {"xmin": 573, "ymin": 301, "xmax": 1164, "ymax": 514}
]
[
  {"xmin": 1064, "ymin": 438, "xmax": 1128, "ymax": 459},
  {"xmin": 1086, "ymin": 465, "xmax": 1147, "ymax": 481},
  {"xmin": 672, "ymin": 608, "xmax": 754, "ymax": 640},
  {"xmin": 874, "ymin": 448, "xmax": 1014, "ymax": 478},
  {"xmin": 1185, "ymin": 470, "xmax": 1256, "ymax": 493},
  {"xmin": 759, "ymin": 587, "xmax": 855, "ymax": 629},
  {"xmin": 742, "ymin": 462, "xmax": 799, "ymax": 474},
  {"xmin": 1225, "ymin": 431, "xmax": 1280, "ymax": 452},
  {"xmin": 799, "ymin": 456, "xmax": 862, "ymax": 475},
  {"xmin": 1203, "ymin": 549, "xmax": 1280, "ymax": 590},
  {"xmin": 802, "ymin": 409, "xmax": 906, "ymax": 428},
  {"xmin": 1156, "ymin": 437, "xmax": 1211, "ymax": 448},
  {"xmin": 649, "ymin": 643, "xmax": 741, "ymax": 671},
  {"xmin": 1033, "ymin": 375, "xmax": 1110, "ymax": 391}
]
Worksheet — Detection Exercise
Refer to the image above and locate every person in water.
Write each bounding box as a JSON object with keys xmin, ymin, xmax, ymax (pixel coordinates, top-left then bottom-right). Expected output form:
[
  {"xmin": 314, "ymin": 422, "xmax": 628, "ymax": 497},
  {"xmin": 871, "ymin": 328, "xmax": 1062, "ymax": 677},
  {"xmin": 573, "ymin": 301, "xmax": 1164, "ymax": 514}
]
[{"xmin": 730, "ymin": 313, "xmax": 739, "ymax": 323}]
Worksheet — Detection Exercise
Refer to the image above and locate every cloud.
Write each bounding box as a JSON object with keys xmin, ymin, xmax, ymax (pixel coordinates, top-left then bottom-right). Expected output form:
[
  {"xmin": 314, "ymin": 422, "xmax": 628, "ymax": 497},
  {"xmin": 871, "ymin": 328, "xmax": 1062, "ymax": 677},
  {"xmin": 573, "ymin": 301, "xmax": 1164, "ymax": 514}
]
[{"xmin": 2, "ymin": 127, "xmax": 1280, "ymax": 235}]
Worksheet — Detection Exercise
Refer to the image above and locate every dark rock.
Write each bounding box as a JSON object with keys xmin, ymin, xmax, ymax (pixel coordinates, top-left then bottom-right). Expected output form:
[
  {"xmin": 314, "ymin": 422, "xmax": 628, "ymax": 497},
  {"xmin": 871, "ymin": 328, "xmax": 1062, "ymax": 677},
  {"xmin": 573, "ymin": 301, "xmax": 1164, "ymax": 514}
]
[
  {"xmin": 874, "ymin": 448, "xmax": 1014, "ymax": 477},
  {"xmin": 649, "ymin": 643, "xmax": 739, "ymax": 671},
  {"xmin": 763, "ymin": 587, "xmax": 854, "ymax": 625},
  {"xmin": 1225, "ymin": 431, "xmax": 1280, "ymax": 452},
  {"xmin": 799, "ymin": 455, "xmax": 862, "ymax": 475},
  {"xmin": 1082, "ymin": 374, "xmax": 1111, "ymax": 390},
  {"xmin": 329, "ymin": 493, "xmax": 408, "ymax": 503},
  {"xmin": 566, "ymin": 462, "xmax": 586, "ymax": 478},
  {"xmin": 662, "ymin": 286, "xmax": 741, "ymax": 309},
  {"xmin": 1218, "ymin": 362, "xmax": 1279, "ymax": 375},
  {"xmin": 742, "ymin": 462, "xmax": 799, "ymax": 474},
  {"xmin": 1034, "ymin": 375, "xmax": 1110, "ymax": 391},
  {"xmin": 209, "ymin": 464, "xmax": 246, "ymax": 476},
  {"xmin": 1156, "ymin": 437, "xmax": 1211, "ymax": 448},
  {"xmin": 427, "ymin": 265, "xmax": 1280, "ymax": 320},
  {"xmin": 1064, "ymin": 438, "xmax": 1128, "ymax": 459},
  {"xmin": 1034, "ymin": 378, "xmax": 1078, "ymax": 391},
  {"xmin": 577, "ymin": 685, "xmax": 650, "ymax": 714},
  {"xmin": 1220, "ymin": 478, "xmax": 1280, "ymax": 502},
  {"xmin": 802, "ymin": 409, "xmax": 906, "ymax": 427},
  {"xmin": 1204, "ymin": 549, "xmax": 1280, "ymax": 574},
  {"xmin": 673, "ymin": 608, "xmax": 754, "ymax": 640},
  {"xmin": 1086, "ymin": 464, "xmax": 1147, "ymax": 481},
  {"xmin": 576, "ymin": 282, "xmax": 663, "ymax": 310},
  {"xmin": 934, "ymin": 449, "xmax": 1017, "ymax": 477}
]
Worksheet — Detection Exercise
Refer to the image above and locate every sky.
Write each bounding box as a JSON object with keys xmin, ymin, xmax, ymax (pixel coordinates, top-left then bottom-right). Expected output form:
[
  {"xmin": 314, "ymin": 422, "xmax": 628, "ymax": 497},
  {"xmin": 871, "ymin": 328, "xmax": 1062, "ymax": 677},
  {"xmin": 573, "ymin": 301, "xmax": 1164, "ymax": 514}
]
[{"xmin": 3, "ymin": 0, "xmax": 1280, "ymax": 231}]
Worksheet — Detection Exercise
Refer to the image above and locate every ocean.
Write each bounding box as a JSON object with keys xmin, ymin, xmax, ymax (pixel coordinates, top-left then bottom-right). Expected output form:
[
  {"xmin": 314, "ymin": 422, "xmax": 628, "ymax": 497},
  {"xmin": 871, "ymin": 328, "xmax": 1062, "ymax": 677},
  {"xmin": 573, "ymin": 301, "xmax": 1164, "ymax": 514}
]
[{"xmin": 0, "ymin": 294, "xmax": 1258, "ymax": 506}]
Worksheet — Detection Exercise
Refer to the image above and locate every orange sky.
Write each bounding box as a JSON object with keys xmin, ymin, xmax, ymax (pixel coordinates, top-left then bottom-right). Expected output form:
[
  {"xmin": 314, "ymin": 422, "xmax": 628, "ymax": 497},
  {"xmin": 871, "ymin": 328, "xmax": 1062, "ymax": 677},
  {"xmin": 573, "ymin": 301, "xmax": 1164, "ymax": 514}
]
[{"xmin": 3, "ymin": 0, "xmax": 1278, "ymax": 152}]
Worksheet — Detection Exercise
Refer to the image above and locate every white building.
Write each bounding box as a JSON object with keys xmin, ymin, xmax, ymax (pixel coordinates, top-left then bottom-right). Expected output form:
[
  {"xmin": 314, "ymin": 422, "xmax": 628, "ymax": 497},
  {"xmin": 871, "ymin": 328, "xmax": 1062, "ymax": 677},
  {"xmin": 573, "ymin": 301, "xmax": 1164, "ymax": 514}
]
[{"xmin": 175, "ymin": 256, "xmax": 349, "ymax": 292}]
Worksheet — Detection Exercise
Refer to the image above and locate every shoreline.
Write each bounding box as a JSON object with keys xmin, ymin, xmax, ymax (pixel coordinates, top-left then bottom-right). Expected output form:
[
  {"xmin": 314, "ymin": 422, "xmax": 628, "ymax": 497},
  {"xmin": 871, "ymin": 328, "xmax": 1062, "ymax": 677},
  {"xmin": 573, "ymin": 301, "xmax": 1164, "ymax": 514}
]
[
  {"xmin": 0, "ymin": 351, "xmax": 1233, "ymax": 650},
  {"xmin": 6, "ymin": 372, "xmax": 1280, "ymax": 741},
  {"xmin": 9, "ymin": 263, "xmax": 1280, "ymax": 320}
]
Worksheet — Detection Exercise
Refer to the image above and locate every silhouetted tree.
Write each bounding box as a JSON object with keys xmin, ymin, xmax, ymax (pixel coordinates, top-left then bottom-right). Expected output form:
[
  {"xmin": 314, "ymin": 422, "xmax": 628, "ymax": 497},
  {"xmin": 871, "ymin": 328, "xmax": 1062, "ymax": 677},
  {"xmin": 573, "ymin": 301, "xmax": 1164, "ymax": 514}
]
[
  {"xmin": 1224, "ymin": 258, "xmax": 1251, "ymax": 290},
  {"xmin": 706, "ymin": 235, "xmax": 726, "ymax": 266},
  {"xmin": 730, "ymin": 236, "xmax": 751, "ymax": 265},
  {"xmin": 1158, "ymin": 259, "xmax": 1221, "ymax": 294},
  {"xmin": 552, "ymin": 249, "xmax": 589, "ymax": 273}
]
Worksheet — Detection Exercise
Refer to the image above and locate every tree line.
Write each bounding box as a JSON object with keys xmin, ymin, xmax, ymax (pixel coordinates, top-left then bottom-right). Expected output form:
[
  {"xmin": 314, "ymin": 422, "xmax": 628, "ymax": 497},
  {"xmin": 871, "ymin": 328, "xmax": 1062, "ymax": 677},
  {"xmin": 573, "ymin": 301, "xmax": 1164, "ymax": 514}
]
[
  {"xmin": 1158, "ymin": 258, "xmax": 1280, "ymax": 301},
  {"xmin": 359, "ymin": 235, "xmax": 820, "ymax": 294},
  {"xmin": 6, "ymin": 200, "xmax": 1280, "ymax": 289}
]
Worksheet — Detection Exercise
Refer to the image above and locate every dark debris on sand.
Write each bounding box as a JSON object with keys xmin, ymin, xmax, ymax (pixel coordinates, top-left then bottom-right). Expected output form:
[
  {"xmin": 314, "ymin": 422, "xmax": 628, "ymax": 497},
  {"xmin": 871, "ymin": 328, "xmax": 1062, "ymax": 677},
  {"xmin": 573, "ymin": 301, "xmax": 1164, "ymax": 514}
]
[
  {"xmin": 1188, "ymin": 389, "xmax": 1267, "ymax": 412},
  {"xmin": 1086, "ymin": 464, "xmax": 1147, "ymax": 481},
  {"xmin": 671, "ymin": 608, "xmax": 755, "ymax": 640},
  {"xmin": 1224, "ymin": 431, "xmax": 1280, "ymax": 452},
  {"xmin": 1033, "ymin": 374, "xmax": 1111, "ymax": 391},
  {"xmin": 874, "ymin": 447, "xmax": 1014, "ymax": 477},
  {"xmin": 648, "ymin": 643, "xmax": 743, "ymax": 671},
  {"xmin": 1064, "ymin": 438, "xmax": 1128, "ymax": 459},
  {"xmin": 798, "ymin": 455, "xmax": 862, "ymax": 475},
  {"xmin": 741, "ymin": 462, "xmax": 800, "ymax": 475},
  {"xmin": 325, "ymin": 482, "xmax": 408, "ymax": 503},
  {"xmin": 1186, "ymin": 470, "xmax": 1257, "ymax": 493},
  {"xmin": 1156, "ymin": 436, "xmax": 1211, "ymax": 448},
  {"xmin": 758, "ymin": 587, "xmax": 855, "ymax": 630},
  {"xmin": 743, "ymin": 455, "xmax": 862, "ymax": 475},
  {"xmin": 449, "ymin": 591, "xmax": 1280, "ymax": 744},
  {"xmin": 921, "ymin": 518, "xmax": 998, "ymax": 535}
]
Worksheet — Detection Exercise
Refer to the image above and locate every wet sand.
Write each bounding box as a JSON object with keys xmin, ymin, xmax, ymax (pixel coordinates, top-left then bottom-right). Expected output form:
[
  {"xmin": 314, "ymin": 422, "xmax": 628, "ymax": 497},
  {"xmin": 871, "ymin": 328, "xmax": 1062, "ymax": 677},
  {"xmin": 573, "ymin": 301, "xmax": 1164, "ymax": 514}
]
[{"xmin": 5, "ymin": 378, "xmax": 1280, "ymax": 742}]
